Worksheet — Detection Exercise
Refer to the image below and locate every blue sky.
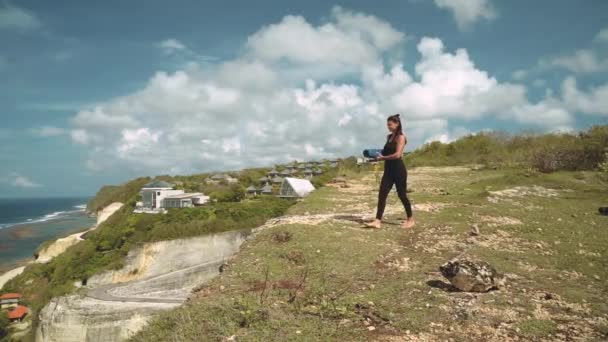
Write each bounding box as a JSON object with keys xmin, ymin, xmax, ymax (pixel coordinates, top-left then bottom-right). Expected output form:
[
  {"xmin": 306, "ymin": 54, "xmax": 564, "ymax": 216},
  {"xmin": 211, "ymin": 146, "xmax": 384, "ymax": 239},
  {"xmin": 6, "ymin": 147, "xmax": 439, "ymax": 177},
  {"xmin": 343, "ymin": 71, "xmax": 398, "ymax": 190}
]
[{"xmin": 0, "ymin": 0, "xmax": 607, "ymax": 197}]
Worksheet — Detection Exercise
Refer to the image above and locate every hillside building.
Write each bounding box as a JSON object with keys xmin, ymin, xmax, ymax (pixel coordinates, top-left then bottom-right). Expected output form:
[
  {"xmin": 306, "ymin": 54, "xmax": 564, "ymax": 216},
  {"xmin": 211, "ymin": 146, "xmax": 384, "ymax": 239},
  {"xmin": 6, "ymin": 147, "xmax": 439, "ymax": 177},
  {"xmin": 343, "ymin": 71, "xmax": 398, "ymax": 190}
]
[
  {"xmin": 7, "ymin": 305, "xmax": 28, "ymax": 322},
  {"xmin": 279, "ymin": 177, "xmax": 315, "ymax": 198},
  {"xmin": 135, "ymin": 181, "xmax": 209, "ymax": 213},
  {"xmin": 0, "ymin": 293, "xmax": 21, "ymax": 308}
]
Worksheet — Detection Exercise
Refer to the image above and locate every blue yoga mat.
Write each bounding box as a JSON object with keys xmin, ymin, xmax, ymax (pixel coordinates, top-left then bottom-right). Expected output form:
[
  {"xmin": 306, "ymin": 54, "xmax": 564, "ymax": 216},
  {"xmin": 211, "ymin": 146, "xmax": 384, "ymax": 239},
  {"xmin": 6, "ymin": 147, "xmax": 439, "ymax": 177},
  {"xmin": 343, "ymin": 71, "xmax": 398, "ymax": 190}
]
[{"xmin": 363, "ymin": 149, "xmax": 382, "ymax": 158}]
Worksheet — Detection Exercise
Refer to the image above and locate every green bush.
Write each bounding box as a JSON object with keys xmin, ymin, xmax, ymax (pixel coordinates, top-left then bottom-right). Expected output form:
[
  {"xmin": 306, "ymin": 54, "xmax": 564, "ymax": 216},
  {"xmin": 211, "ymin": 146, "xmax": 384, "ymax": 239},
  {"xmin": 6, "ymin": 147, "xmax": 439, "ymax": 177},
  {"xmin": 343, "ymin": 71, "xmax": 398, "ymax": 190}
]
[
  {"xmin": 209, "ymin": 183, "xmax": 246, "ymax": 202},
  {"xmin": 405, "ymin": 125, "xmax": 608, "ymax": 173},
  {"xmin": 87, "ymin": 177, "xmax": 151, "ymax": 213},
  {"xmin": 0, "ymin": 313, "xmax": 9, "ymax": 340}
]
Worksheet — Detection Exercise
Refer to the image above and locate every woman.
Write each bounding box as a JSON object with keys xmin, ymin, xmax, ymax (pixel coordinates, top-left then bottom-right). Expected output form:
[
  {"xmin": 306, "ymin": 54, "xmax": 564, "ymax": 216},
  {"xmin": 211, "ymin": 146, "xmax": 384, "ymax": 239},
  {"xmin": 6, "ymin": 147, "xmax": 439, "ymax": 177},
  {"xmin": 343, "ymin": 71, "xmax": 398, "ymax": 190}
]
[{"xmin": 366, "ymin": 114, "xmax": 414, "ymax": 229}]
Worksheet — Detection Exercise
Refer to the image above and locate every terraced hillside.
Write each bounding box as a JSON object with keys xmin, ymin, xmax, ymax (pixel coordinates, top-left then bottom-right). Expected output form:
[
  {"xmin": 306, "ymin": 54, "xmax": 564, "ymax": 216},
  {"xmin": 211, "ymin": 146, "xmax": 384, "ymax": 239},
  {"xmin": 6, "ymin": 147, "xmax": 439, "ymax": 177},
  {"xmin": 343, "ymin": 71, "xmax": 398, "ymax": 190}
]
[{"xmin": 132, "ymin": 166, "xmax": 608, "ymax": 341}]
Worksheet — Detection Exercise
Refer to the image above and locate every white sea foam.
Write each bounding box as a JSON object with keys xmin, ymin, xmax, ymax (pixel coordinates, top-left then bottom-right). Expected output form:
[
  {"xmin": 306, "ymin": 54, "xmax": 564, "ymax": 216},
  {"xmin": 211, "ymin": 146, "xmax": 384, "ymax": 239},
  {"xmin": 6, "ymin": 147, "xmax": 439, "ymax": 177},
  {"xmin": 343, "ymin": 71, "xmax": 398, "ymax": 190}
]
[{"xmin": 0, "ymin": 208, "xmax": 84, "ymax": 231}]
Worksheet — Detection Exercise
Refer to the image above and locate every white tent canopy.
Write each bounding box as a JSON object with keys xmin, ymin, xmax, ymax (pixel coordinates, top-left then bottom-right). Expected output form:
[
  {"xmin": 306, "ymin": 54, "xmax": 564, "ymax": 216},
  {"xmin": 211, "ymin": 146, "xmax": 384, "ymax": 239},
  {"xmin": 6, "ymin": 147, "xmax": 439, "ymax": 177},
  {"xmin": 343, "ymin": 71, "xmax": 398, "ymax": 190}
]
[{"xmin": 279, "ymin": 177, "xmax": 315, "ymax": 198}]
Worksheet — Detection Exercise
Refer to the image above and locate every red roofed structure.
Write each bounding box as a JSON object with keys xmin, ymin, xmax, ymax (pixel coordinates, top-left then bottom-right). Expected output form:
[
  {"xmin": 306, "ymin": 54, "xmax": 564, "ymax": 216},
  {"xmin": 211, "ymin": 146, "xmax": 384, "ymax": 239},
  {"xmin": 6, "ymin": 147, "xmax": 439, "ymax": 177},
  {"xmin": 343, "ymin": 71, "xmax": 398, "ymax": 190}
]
[
  {"xmin": 0, "ymin": 293, "xmax": 21, "ymax": 300},
  {"xmin": 0, "ymin": 293, "xmax": 22, "ymax": 308},
  {"xmin": 7, "ymin": 305, "xmax": 28, "ymax": 321}
]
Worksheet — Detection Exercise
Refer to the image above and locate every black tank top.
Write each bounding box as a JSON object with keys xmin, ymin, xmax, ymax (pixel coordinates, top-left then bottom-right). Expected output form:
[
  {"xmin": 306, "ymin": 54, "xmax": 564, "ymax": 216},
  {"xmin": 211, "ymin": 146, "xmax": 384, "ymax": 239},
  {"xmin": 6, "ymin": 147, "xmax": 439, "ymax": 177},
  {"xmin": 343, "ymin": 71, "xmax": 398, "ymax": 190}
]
[{"xmin": 382, "ymin": 133, "xmax": 403, "ymax": 167}]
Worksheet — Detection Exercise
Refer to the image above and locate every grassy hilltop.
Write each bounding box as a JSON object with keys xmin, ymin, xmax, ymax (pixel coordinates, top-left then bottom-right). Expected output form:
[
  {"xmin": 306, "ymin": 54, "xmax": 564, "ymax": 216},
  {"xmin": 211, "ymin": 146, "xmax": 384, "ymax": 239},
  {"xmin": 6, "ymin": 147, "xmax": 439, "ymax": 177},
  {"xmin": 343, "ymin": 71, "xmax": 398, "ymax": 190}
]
[
  {"xmin": 132, "ymin": 126, "xmax": 608, "ymax": 341},
  {"xmin": 1, "ymin": 125, "xmax": 607, "ymax": 341}
]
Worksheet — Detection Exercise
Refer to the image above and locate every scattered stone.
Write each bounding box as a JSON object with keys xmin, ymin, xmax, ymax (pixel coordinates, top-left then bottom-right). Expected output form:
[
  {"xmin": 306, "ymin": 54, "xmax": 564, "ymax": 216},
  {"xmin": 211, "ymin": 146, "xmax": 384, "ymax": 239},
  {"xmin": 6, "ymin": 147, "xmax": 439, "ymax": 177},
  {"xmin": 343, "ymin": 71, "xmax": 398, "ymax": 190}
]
[
  {"xmin": 367, "ymin": 326, "xmax": 376, "ymax": 331},
  {"xmin": 272, "ymin": 231, "xmax": 292, "ymax": 243},
  {"xmin": 470, "ymin": 224, "xmax": 480, "ymax": 236},
  {"xmin": 439, "ymin": 259, "xmax": 505, "ymax": 292}
]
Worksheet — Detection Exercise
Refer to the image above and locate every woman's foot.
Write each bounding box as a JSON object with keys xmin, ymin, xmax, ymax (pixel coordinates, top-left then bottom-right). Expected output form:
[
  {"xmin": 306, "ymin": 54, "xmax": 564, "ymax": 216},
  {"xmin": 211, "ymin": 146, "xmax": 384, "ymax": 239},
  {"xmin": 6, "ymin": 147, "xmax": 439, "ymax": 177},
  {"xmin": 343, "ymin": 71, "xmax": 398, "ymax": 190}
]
[
  {"xmin": 365, "ymin": 219, "xmax": 382, "ymax": 229},
  {"xmin": 401, "ymin": 217, "xmax": 415, "ymax": 229}
]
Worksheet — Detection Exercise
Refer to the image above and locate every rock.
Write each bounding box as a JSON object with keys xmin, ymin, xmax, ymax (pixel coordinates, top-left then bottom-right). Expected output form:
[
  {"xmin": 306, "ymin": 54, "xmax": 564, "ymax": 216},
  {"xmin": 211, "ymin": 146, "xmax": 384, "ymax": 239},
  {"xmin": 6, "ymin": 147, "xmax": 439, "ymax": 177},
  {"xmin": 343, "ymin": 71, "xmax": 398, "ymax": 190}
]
[
  {"xmin": 599, "ymin": 207, "xmax": 608, "ymax": 216},
  {"xmin": 470, "ymin": 224, "xmax": 480, "ymax": 236},
  {"xmin": 439, "ymin": 259, "xmax": 505, "ymax": 292}
]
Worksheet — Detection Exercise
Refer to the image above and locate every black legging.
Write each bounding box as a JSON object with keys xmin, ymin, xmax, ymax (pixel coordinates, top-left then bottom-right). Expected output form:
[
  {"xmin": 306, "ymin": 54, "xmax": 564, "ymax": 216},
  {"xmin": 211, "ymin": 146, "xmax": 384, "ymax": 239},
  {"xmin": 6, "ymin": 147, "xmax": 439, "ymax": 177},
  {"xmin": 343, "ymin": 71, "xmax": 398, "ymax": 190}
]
[{"xmin": 375, "ymin": 161, "xmax": 413, "ymax": 220}]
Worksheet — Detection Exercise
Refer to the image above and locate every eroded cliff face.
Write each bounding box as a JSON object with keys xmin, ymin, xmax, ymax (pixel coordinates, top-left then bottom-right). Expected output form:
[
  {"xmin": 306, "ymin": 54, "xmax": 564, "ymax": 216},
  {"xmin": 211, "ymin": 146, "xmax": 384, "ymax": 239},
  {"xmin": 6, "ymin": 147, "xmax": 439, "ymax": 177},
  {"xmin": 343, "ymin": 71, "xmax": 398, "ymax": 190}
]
[
  {"xmin": 36, "ymin": 295, "xmax": 178, "ymax": 342},
  {"xmin": 36, "ymin": 229, "xmax": 250, "ymax": 342},
  {"xmin": 96, "ymin": 203, "xmax": 125, "ymax": 227},
  {"xmin": 36, "ymin": 202, "xmax": 124, "ymax": 264}
]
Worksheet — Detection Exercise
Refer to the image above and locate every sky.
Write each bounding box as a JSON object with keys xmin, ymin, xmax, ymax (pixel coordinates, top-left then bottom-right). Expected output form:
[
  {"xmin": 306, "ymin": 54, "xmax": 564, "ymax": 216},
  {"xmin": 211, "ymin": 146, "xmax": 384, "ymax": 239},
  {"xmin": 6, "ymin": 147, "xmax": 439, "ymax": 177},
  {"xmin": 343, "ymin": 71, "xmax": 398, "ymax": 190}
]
[{"xmin": 0, "ymin": 0, "xmax": 607, "ymax": 197}]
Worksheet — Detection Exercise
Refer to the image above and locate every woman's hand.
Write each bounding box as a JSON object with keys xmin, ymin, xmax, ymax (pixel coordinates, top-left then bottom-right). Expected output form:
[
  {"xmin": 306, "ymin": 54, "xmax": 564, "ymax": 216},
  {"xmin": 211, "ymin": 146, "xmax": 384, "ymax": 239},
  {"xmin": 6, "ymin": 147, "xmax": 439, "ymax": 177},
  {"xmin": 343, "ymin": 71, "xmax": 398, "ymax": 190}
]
[{"xmin": 376, "ymin": 154, "xmax": 385, "ymax": 161}]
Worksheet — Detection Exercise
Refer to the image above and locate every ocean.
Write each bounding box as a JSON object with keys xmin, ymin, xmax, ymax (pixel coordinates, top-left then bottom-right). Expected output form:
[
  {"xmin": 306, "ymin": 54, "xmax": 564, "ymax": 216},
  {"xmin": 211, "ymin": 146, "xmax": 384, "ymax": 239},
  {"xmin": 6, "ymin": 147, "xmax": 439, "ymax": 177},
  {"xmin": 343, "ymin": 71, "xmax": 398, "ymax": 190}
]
[{"xmin": 0, "ymin": 197, "xmax": 96, "ymax": 270}]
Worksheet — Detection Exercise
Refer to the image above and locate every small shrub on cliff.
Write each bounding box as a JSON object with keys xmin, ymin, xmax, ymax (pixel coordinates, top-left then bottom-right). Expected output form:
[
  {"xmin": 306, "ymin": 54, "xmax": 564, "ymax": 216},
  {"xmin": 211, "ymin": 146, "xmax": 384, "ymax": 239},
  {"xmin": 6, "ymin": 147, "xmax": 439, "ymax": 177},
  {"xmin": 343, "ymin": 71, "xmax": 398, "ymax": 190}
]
[
  {"xmin": 599, "ymin": 152, "xmax": 608, "ymax": 181},
  {"xmin": 0, "ymin": 314, "xmax": 9, "ymax": 340}
]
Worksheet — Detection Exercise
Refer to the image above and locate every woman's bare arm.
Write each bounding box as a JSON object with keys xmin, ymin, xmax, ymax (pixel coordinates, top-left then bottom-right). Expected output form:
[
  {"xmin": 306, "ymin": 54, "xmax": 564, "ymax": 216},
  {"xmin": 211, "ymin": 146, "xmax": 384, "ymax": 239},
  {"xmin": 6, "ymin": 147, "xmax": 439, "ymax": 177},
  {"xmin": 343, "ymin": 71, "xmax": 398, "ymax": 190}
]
[{"xmin": 379, "ymin": 135, "xmax": 406, "ymax": 160}]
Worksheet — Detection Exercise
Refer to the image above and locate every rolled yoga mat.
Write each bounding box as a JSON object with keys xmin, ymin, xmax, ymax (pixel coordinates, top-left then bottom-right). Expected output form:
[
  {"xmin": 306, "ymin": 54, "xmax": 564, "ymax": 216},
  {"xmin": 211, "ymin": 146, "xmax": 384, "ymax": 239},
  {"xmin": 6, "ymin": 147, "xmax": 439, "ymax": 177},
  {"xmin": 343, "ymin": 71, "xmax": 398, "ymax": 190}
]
[{"xmin": 363, "ymin": 149, "xmax": 383, "ymax": 158}]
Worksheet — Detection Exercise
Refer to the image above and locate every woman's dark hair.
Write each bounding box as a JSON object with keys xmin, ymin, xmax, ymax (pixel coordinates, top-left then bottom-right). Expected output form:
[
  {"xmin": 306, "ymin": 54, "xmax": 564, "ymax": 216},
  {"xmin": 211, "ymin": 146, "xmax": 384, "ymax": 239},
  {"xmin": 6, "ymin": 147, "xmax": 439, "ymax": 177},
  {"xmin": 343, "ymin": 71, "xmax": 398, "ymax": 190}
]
[{"xmin": 387, "ymin": 114, "xmax": 403, "ymax": 136}]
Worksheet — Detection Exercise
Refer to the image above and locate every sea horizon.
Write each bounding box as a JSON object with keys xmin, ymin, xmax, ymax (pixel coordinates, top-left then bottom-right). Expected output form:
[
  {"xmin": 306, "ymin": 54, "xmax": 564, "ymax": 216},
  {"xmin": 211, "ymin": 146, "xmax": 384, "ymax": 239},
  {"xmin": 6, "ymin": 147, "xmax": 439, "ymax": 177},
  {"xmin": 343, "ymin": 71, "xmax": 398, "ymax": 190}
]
[{"xmin": 0, "ymin": 196, "xmax": 96, "ymax": 269}]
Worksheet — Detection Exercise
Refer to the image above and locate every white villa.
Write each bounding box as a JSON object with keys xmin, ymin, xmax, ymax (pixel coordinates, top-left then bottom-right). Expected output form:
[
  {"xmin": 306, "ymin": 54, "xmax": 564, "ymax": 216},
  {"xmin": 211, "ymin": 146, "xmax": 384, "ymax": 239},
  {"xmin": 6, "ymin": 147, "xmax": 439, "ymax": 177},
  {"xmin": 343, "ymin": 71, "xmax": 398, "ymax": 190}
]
[
  {"xmin": 206, "ymin": 173, "xmax": 238, "ymax": 184},
  {"xmin": 135, "ymin": 180, "xmax": 210, "ymax": 213},
  {"xmin": 279, "ymin": 177, "xmax": 315, "ymax": 198}
]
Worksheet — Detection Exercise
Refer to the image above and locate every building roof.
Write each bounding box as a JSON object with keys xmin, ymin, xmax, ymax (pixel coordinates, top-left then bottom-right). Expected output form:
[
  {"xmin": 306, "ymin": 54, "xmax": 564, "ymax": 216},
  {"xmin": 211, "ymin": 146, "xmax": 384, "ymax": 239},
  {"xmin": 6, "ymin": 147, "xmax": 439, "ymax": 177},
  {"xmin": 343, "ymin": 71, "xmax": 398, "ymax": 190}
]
[
  {"xmin": 143, "ymin": 180, "xmax": 174, "ymax": 189},
  {"xmin": 258, "ymin": 176, "xmax": 269, "ymax": 181},
  {"xmin": 261, "ymin": 183, "xmax": 273, "ymax": 193},
  {"xmin": 246, "ymin": 185, "xmax": 258, "ymax": 192},
  {"xmin": 281, "ymin": 177, "xmax": 315, "ymax": 197},
  {"xmin": 271, "ymin": 175, "xmax": 283, "ymax": 183},
  {"xmin": 303, "ymin": 168, "xmax": 313, "ymax": 173},
  {"xmin": 7, "ymin": 305, "xmax": 28, "ymax": 320},
  {"xmin": 0, "ymin": 293, "xmax": 22, "ymax": 300},
  {"xmin": 164, "ymin": 192, "xmax": 205, "ymax": 199}
]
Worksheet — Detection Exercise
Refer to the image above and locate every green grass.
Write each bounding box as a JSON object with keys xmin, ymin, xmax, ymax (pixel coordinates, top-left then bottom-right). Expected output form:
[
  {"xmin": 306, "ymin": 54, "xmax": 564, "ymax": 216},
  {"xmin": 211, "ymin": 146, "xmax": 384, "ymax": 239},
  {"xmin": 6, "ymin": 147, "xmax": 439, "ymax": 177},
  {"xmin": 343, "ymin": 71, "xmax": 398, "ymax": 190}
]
[
  {"xmin": 132, "ymin": 165, "xmax": 608, "ymax": 341},
  {"xmin": 516, "ymin": 319, "xmax": 558, "ymax": 337}
]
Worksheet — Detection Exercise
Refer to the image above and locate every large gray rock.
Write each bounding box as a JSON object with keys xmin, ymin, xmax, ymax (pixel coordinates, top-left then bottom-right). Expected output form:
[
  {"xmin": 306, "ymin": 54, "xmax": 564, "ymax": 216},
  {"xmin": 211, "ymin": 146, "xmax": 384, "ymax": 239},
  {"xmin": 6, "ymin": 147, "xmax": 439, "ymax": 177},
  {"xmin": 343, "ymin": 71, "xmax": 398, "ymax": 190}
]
[{"xmin": 439, "ymin": 259, "xmax": 505, "ymax": 292}]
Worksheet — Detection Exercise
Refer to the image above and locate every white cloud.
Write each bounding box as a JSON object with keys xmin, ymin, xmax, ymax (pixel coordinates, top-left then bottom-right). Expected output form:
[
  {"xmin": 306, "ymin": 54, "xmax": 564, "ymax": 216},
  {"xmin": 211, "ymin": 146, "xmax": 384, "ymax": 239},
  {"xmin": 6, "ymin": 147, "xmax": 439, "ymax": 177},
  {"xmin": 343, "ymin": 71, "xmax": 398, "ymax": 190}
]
[
  {"xmin": 3, "ymin": 173, "xmax": 42, "ymax": 188},
  {"xmin": 544, "ymin": 49, "xmax": 608, "ymax": 73},
  {"xmin": 511, "ymin": 69, "xmax": 527, "ymax": 80},
  {"xmin": 562, "ymin": 77, "xmax": 608, "ymax": 115},
  {"xmin": 68, "ymin": 8, "xmax": 586, "ymax": 175},
  {"xmin": 246, "ymin": 6, "xmax": 403, "ymax": 67},
  {"xmin": 0, "ymin": 2, "xmax": 41, "ymax": 31},
  {"xmin": 433, "ymin": 0, "xmax": 496, "ymax": 30},
  {"xmin": 158, "ymin": 38, "xmax": 186, "ymax": 54},
  {"xmin": 30, "ymin": 126, "xmax": 66, "ymax": 137},
  {"xmin": 387, "ymin": 37, "xmax": 527, "ymax": 120},
  {"xmin": 594, "ymin": 28, "xmax": 608, "ymax": 43}
]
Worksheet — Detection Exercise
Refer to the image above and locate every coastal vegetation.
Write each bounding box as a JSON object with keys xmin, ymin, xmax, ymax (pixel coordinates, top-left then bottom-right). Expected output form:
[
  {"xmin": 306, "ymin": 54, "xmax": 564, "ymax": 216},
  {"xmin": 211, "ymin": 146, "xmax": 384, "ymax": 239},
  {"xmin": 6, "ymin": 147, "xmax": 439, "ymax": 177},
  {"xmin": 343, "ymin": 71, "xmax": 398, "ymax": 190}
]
[
  {"xmin": 1, "ymin": 158, "xmax": 356, "ymax": 341},
  {"xmin": 2, "ymin": 125, "xmax": 607, "ymax": 341},
  {"xmin": 405, "ymin": 125, "xmax": 608, "ymax": 172},
  {"xmin": 0, "ymin": 314, "xmax": 9, "ymax": 341}
]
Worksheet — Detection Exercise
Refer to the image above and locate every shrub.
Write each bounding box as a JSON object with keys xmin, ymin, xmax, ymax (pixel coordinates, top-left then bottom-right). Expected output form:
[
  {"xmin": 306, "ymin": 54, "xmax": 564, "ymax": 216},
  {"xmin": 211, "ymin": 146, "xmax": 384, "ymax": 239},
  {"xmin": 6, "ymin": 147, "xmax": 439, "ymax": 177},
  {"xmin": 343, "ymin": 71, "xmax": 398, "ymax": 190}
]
[
  {"xmin": 87, "ymin": 177, "xmax": 151, "ymax": 213},
  {"xmin": 599, "ymin": 152, "xmax": 608, "ymax": 180},
  {"xmin": 405, "ymin": 125, "xmax": 608, "ymax": 173},
  {"xmin": 0, "ymin": 314, "xmax": 9, "ymax": 340}
]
